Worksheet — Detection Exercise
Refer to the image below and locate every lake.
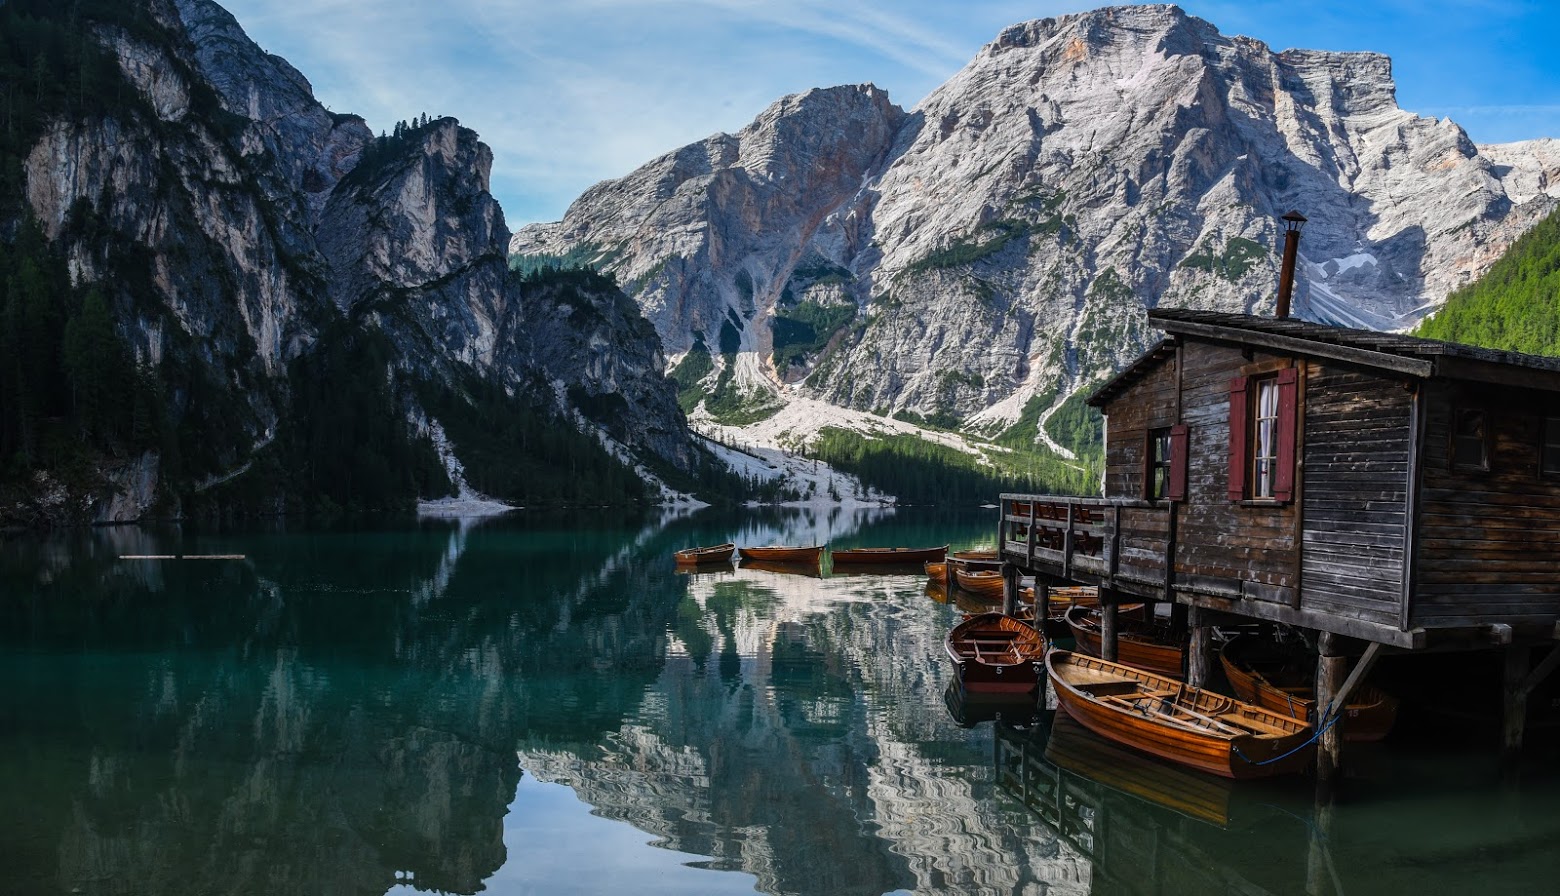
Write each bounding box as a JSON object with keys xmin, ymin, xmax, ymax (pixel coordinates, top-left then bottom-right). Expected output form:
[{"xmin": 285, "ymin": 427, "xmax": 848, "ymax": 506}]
[{"xmin": 2, "ymin": 508, "xmax": 1557, "ymax": 895}]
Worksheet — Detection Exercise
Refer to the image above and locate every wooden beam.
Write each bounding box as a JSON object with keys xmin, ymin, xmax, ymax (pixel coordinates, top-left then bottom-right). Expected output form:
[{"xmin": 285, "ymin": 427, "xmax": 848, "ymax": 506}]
[
  {"xmin": 1504, "ymin": 645, "xmax": 1532, "ymax": 761},
  {"xmin": 1522, "ymin": 644, "xmax": 1560, "ymax": 698},
  {"xmin": 1186, "ymin": 607, "xmax": 1212, "ymax": 688},
  {"xmin": 1101, "ymin": 598, "xmax": 1119, "ymax": 663},
  {"xmin": 1156, "ymin": 317, "xmax": 1435, "ymax": 379},
  {"xmin": 1323, "ymin": 641, "xmax": 1385, "ymax": 720},
  {"xmin": 1315, "ymin": 632, "xmax": 1346, "ymax": 785}
]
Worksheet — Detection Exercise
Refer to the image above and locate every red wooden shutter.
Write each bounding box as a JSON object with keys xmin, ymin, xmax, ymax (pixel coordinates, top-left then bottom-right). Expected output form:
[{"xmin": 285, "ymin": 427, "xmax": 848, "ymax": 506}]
[
  {"xmin": 1274, "ymin": 367, "xmax": 1300, "ymax": 502},
  {"xmin": 1227, "ymin": 377, "xmax": 1249, "ymax": 501},
  {"xmin": 1141, "ymin": 433, "xmax": 1154, "ymax": 500},
  {"xmin": 1168, "ymin": 424, "xmax": 1189, "ymax": 501}
]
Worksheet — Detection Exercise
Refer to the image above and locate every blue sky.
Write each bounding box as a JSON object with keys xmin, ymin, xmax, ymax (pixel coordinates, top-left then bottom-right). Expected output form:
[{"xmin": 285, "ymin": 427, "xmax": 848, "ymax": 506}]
[{"xmin": 219, "ymin": 1, "xmax": 1560, "ymax": 228}]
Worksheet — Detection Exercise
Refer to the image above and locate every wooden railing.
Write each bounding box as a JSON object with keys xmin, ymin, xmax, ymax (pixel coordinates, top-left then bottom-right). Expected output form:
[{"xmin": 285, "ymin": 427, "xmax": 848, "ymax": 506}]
[{"xmin": 999, "ymin": 493, "xmax": 1175, "ymax": 596}]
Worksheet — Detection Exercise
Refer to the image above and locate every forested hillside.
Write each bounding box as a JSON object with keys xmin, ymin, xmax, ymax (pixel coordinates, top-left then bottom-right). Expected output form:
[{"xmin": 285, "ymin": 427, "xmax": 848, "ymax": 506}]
[{"xmin": 1416, "ymin": 206, "xmax": 1560, "ymax": 354}]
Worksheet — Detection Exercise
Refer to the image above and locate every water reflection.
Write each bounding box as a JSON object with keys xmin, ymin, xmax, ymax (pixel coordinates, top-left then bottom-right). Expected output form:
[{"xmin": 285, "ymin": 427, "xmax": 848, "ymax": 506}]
[{"xmin": 3, "ymin": 509, "xmax": 1558, "ymax": 896}]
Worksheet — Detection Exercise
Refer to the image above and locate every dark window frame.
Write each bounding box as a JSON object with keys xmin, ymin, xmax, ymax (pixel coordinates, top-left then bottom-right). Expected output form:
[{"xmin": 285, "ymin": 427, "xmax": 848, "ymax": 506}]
[
  {"xmin": 1541, "ymin": 416, "xmax": 1560, "ymax": 479},
  {"xmin": 1451, "ymin": 407, "xmax": 1490, "ymax": 472}
]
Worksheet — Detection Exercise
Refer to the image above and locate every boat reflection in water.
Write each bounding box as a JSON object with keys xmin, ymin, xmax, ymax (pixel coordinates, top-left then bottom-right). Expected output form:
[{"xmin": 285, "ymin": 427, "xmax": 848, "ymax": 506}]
[
  {"xmin": 995, "ymin": 713, "xmax": 1319, "ymax": 896},
  {"xmin": 738, "ymin": 557, "xmax": 825, "ymax": 578},
  {"xmin": 942, "ymin": 680, "xmax": 1043, "ymax": 729}
]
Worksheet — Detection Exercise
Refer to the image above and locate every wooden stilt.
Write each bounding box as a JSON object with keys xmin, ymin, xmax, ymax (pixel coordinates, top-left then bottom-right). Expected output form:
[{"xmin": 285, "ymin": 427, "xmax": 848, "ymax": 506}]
[
  {"xmin": 1314, "ymin": 631, "xmax": 1345, "ymax": 789},
  {"xmin": 1001, "ymin": 564, "xmax": 1019, "ymax": 617},
  {"xmin": 1036, "ymin": 583, "xmax": 1051, "ymax": 630},
  {"xmin": 1503, "ymin": 645, "xmax": 1532, "ymax": 764},
  {"xmin": 1100, "ymin": 592, "xmax": 1119, "ymax": 663},
  {"xmin": 1186, "ymin": 607, "xmax": 1212, "ymax": 688}
]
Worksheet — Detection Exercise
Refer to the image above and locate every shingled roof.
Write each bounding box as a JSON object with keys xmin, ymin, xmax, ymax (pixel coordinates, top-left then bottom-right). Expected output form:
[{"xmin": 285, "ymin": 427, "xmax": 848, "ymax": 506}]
[{"xmin": 1088, "ymin": 309, "xmax": 1560, "ymax": 407}]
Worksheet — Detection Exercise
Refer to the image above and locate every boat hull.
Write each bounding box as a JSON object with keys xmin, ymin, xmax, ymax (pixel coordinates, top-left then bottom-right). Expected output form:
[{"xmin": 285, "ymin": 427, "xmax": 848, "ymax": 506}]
[
  {"xmin": 831, "ymin": 545, "xmax": 948, "ymax": 564},
  {"xmin": 1047, "ymin": 650, "xmax": 1314, "ymax": 780},
  {"xmin": 738, "ymin": 545, "xmax": 823, "ymax": 564},
  {"xmin": 674, "ymin": 542, "xmax": 735, "ymax": 565},
  {"xmin": 1067, "ymin": 605, "xmax": 1185, "ymax": 679},
  {"xmin": 944, "ymin": 613, "xmax": 1046, "ymax": 695},
  {"xmin": 1219, "ymin": 637, "xmax": 1399, "ymax": 742}
]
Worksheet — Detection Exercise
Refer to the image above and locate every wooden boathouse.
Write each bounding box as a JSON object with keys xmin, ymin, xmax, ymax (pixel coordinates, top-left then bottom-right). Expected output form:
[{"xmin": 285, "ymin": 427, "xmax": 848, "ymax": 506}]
[{"xmin": 1000, "ymin": 308, "xmax": 1560, "ymax": 767}]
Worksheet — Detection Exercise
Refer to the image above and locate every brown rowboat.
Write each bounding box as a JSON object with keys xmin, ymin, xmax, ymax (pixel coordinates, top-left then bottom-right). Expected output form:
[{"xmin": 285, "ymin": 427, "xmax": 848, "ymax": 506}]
[
  {"xmin": 1219, "ymin": 635, "xmax": 1399, "ymax": 742},
  {"xmin": 673, "ymin": 542, "xmax": 735, "ymax": 566},
  {"xmin": 945, "ymin": 612, "xmax": 1047, "ymax": 694},
  {"xmin": 831, "ymin": 545, "xmax": 948, "ymax": 565},
  {"xmin": 1066, "ymin": 604, "xmax": 1185, "ymax": 679},
  {"xmin": 1047, "ymin": 650, "xmax": 1314, "ymax": 779},
  {"xmin": 738, "ymin": 544, "xmax": 823, "ymax": 565}
]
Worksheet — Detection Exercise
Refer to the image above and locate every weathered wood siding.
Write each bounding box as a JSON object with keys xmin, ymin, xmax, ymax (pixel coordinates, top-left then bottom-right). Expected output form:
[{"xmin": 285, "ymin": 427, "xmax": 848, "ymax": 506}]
[
  {"xmin": 1103, "ymin": 350, "xmax": 1179, "ymax": 501},
  {"xmin": 1173, "ymin": 342, "xmax": 1297, "ymax": 602},
  {"xmin": 1299, "ymin": 363, "xmax": 1411, "ymax": 629},
  {"xmin": 1413, "ymin": 382, "xmax": 1560, "ymax": 627}
]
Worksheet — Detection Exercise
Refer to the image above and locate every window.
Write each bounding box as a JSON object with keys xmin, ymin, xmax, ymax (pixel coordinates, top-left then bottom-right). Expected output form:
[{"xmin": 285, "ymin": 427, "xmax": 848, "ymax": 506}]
[
  {"xmin": 1147, "ymin": 428, "xmax": 1171, "ymax": 500},
  {"xmin": 1142, "ymin": 425, "xmax": 1188, "ymax": 501},
  {"xmin": 1252, "ymin": 378, "xmax": 1280, "ymax": 498},
  {"xmin": 1452, "ymin": 408, "xmax": 1488, "ymax": 471},
  {"xmin": 1228, "ymin": 368, "xmax": 1297, "ymax": 502},
  {"xmin": 1542, "ymin": 417, "xmax": 1560, "ymax": 478}
]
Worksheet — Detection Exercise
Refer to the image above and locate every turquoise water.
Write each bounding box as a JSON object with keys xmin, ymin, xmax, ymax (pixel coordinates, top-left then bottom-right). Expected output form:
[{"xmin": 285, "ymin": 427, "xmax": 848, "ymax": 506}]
[{"xmin": 1, "ymin": 508, "xmax": 1557, "ymax": 895}]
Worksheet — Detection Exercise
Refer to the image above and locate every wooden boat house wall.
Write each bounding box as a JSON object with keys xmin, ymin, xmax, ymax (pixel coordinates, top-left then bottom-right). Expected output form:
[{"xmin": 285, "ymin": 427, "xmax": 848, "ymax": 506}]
[{"xmin": 1000, "ymin": 308, "xmax": 1560, "ymax": 652}]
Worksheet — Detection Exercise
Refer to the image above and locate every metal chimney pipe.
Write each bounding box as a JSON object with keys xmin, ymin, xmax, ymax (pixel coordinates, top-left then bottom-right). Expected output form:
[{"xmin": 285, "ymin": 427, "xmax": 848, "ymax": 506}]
[{"xmin": 1276, "ymin": 210, "xmax": 1306, "ymax": 319}]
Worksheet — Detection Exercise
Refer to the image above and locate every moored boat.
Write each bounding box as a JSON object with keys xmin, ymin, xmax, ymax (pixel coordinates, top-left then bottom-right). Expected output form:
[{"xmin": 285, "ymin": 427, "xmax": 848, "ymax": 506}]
[
  {"xmin": 944, "ymin": 612, "xmax": 1047, "ymax": 694},
  {"xmin": 831, "ymin": 545, "xmax": 948, "ymax": 565},
  {"xmin": 1219, "ymin": 635, "xmax": 1399, "ymax": 742},
  {"xmin": 1047, "ymin": 649, "xmax": 1315, "ymax": 779},
  {"xmin": 924, "ymin": 560, "xmax": 948, "ymax": 580},
  {"xmin": 1066, "ymin": 604, "xmax": 1185, "ymax": 679},
  {"xmin": 738, "ymin": 544, "xmax": 824, "ymax": 565},
  {"xmin": 953, "ymin": 567, "xmax": 1005, "ymax": 598},
  {"xmin": 673, "ymin": 542, "xmax": 736, "ymax": 566}
]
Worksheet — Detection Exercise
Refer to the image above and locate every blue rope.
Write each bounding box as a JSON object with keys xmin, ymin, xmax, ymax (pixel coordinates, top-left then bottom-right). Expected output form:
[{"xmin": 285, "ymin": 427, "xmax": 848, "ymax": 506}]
[{"xmin": 1232, "ymin": 705, "xmax": 1344, "ymax": 768}]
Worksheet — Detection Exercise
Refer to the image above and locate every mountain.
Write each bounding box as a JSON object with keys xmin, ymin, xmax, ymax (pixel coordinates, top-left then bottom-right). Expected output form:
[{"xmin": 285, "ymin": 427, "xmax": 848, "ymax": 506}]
[
  {"xmin": 0, "ymin": 0, "xmax": 702, "ymax": 525},
  {"xmin": 512, "ymin": 4, "xmax": 1560, "ymax": 451},
  {"xmin": 1415, "ymin": 201, "xmax": 1560, "ymax": 354}
]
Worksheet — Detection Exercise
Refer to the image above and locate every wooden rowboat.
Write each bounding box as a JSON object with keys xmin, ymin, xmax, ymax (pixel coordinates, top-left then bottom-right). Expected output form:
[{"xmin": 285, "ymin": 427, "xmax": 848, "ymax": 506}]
[
  {"xmin": 944, "ymin": 612, "xmax": 1047, "ymax": 694},
  {"xmin": 1219, "ymin": 636, "xmax": 1399, "ymax": 742},
  {"xmin": 673, "ymin": 542, "xmax": 735, "ymax": 566},
  {"xmin": 738, "ymin": 544, "xmax": 823, "ymax": 565},
  {"xmin": 1047, "ymin": 650, "xmax": 1315, "ymax": 779},
  {"xmin": 954, "ymin": 568, "xmax": 1005, "ymax": 598},
  {"xmin": 924, "ymin": 560, "xmax": 947, "ymax": 580},
  {"xmin": 831, "ymin": 545, "xmax": 948, "ymax": 565},
  {"xmin": 1067, "ymin": 604, "xmax": 1185, "ymax": 679},
  {"xmin": 951, "ymin": 548, "xmax": 999, "ymax": 561}
]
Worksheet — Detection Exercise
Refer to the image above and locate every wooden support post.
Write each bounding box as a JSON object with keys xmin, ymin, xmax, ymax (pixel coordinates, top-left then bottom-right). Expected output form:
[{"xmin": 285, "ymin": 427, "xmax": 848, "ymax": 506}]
[
  {"xmin": 1186, "ymin": 607, "xmax": 1212, "ymax": 688},
  {"xmin": 1037, "ymin": 583, "xmax": 1051, "ymax": 630},
  {"xmin": 1100, "ymin": 591, "xmax": 1119, "ymax": 663},
  {"xmin": 1002, "ymin": 563, "xmax": 1019, "ymax": 617},
  {"xmin": 1314, "ymin": 632, "xmax": 1346, "ymax": 789},
  {"xmin": 1503, "ymin": 645, "xmax": 1532, "ymax": 764}
]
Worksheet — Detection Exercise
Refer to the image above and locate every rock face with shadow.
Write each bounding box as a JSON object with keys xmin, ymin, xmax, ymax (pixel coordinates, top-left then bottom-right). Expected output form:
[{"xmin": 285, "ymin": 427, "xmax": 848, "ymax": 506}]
[
  {"xmin": 10, "ymin": 0, "xmax": 695, "ymax": 524},
  {"xmin": 512, "ymin": 4, "xmax": 1559, "ymax": 432}
]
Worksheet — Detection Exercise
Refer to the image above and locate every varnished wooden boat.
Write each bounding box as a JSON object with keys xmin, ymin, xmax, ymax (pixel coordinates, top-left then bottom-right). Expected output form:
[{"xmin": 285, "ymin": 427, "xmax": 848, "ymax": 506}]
[
  {"xmin": 830, "ymin": 545, "xmax": 948, "ymax": 565},
  {"xmin": 951, "ymin": 548, "xmax": 999, "ymax": 561},
  {"xmin": 1047, "ymin": 650, "xmax": 1315, "ymax": 779},
  {"xmin": 1219, "ymin": 636, "xmax": 1399, "ymax": 742},
  {"xmin": 673, "ymin": 542, "xmax": 735, "ymax": 566},
  {"xmin": 924, "ymin": 560, "xmax": 947, "ymax": 580},
  {"xmin": 953, "ymin": 568, "xmax": 1005, "ymax": 598},
  {"xmin": 1066, "ymin": 604, "xmax": 1185, "ymax": 679},
  {"xmin": 738, "ymin": 544, "xmax": 823, "ymax": 564},
  {"xmin": 944, "ymin": 613, "xmax": 1047, "ymax": 694}
]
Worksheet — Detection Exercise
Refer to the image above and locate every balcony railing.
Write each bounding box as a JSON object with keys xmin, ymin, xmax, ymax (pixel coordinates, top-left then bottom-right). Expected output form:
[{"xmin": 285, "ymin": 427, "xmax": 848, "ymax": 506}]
[{"xmin": 999, "ymin": 493, "xmax": 1174, "ymax": 597}]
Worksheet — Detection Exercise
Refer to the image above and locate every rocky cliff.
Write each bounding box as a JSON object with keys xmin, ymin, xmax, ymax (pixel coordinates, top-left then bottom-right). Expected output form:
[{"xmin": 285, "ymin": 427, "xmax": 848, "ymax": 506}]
[
  {"xmin": 512, "ymin": 4, "xmax": 1560, "ymax": 442},
  {"xmin": 4, "ymin": 0, "xmax": 696, "ymax": 524}
]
